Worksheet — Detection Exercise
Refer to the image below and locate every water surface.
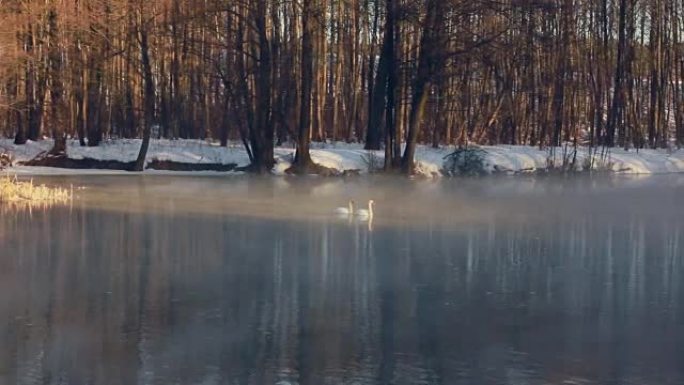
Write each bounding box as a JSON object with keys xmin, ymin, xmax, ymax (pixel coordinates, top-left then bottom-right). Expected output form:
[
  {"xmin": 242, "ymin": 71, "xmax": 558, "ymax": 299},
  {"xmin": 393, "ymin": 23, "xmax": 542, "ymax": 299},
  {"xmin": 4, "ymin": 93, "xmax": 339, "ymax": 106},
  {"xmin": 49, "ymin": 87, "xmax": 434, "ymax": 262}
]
[{"xmin": 1, "ymin": 175, "xmax": 683, "ymax": 384}]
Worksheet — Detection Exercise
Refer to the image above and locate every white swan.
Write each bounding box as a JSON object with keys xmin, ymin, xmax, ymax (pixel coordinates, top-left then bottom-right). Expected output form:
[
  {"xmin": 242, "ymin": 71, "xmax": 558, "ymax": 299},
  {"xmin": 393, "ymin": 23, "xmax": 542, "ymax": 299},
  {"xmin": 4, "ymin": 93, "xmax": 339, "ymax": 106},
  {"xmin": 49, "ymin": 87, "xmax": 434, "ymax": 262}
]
[
  {"xmin": 356, "ymin": 200, "xmax": 375, "ymax": 219},
  {"xmin": 335, "ymin": 200, "xmax": 355, "ymax": 216}
]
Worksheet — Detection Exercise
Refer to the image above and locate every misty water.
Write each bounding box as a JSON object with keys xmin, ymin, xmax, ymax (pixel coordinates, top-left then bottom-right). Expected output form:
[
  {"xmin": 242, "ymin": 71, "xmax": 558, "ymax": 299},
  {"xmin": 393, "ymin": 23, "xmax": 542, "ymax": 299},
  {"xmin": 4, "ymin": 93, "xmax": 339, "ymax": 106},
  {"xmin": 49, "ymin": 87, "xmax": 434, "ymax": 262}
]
[{"xmin": 1, "ymin": 175, "xmax": 683, "ymax": 385}]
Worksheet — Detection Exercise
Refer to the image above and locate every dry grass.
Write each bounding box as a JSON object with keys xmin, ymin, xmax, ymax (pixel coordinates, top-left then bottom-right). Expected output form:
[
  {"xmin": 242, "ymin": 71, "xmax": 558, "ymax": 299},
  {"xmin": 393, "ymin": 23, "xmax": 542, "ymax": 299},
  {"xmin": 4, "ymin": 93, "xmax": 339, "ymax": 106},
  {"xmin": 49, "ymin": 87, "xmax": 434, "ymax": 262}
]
[{"xmin": 0, "ymin": 174, "xmax": 72, "ymax": 206}]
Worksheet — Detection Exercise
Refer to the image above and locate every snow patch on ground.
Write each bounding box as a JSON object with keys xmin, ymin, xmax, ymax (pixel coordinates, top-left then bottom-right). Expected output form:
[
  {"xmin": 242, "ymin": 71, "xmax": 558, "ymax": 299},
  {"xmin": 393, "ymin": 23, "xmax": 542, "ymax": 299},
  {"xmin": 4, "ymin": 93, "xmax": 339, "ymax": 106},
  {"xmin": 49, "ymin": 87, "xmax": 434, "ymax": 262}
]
[{"xmin": 2, "ymin": 138, "xmax": 684, "ymax": 176}]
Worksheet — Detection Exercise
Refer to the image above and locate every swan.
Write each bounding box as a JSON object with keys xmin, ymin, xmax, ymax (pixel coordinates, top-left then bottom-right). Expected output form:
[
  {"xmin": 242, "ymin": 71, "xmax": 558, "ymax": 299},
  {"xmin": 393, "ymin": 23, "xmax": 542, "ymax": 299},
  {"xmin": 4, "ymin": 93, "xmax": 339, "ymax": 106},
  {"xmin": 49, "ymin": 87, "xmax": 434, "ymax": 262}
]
[
  {"xmin": 335, "ymin": 200, "xmax": 355, "ymax": 216},
  {"xmin": 356, "ymin": 200, "xmax": 375, "ymax": 219}
]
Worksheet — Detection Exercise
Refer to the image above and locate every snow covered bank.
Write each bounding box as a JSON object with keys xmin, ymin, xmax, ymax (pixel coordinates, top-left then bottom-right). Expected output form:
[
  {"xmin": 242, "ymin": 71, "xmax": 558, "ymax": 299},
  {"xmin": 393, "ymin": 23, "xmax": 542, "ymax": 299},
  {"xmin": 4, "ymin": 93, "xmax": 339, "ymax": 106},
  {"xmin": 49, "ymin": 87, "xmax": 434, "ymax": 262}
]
[
  {"xmin": 478, "ymin": 145, "xmax": 684, "ymax": 175},
  {"xmin": 0, "ymin": 139, "xmax": 384, "ymax": 176},
  {"xmin": 1, "ymin": 138, "xmax": 684, "ymax": 176}
]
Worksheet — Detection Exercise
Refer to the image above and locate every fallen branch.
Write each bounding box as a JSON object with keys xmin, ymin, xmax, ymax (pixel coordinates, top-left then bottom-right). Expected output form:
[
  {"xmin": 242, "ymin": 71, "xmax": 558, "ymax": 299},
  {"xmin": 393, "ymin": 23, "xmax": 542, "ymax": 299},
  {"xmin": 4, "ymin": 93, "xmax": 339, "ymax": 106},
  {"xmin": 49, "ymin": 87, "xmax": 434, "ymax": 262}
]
[
  {"xmin": 146, "ymin": 159, "xmax": 237, "ymax": 172},
  {"xmin": 21, "ymin": 153, "xmax": 136, "ymax": 170},
  {"xmin": 20, "ymin": 153, "xmax": 237, "ymax": 172}
]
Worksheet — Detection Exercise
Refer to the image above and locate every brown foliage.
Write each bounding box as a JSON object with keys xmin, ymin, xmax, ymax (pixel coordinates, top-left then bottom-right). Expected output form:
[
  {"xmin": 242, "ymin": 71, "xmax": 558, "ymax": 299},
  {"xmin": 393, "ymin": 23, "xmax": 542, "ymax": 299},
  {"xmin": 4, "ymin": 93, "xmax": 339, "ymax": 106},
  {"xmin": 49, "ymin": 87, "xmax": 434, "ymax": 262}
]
[{"xmin": 0, "ymin": 0, "xmax": 682, "ymax": 173}]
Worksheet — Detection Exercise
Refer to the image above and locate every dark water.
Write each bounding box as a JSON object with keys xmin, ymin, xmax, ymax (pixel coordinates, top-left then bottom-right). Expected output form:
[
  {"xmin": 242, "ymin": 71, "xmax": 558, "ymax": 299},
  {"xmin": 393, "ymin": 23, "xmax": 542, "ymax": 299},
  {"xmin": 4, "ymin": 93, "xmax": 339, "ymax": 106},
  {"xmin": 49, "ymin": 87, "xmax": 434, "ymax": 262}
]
[{"xmin": 1, "ymin": 176, "xmax": 683, "ymax": 385}]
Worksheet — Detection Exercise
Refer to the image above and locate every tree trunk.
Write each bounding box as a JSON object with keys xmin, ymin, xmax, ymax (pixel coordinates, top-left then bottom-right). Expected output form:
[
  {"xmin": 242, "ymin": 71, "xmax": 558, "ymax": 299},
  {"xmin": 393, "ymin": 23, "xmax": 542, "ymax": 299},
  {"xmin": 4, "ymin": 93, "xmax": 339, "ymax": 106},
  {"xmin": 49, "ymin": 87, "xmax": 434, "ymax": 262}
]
[
  {"xmin": 401, "ymin": 0, "xmax": 443, "ymax": 174},
  {"xmin": 133, "ymin": 19, "xmax": 155, "ymax": 172},
  {"xmin": 47, "ymin": 8, "xmax": 66, "ymax": 156},
  {"xmin": 606, "ymin": 0, "xmax": 631, "ymax": 148},
  {"xmin": 291, "ymin": 0, "xmax": 316, "ymax": 173},
  {"xmin": 365, "ymin": 0, "xmax": 384, "ymax": 150},
  {"xmin": 383, "ymin": 0, "xmax": 397, "ymax": 170}
]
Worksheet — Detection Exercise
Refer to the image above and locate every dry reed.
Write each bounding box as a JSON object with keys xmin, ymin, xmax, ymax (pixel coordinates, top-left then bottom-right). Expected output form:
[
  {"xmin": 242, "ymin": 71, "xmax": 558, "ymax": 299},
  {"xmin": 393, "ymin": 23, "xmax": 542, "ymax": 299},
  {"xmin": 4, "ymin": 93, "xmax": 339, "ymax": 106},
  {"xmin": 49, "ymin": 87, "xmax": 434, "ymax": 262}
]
[{"xmin": 0, "ymin": 174, "xmax": 72, "ymax": 205}]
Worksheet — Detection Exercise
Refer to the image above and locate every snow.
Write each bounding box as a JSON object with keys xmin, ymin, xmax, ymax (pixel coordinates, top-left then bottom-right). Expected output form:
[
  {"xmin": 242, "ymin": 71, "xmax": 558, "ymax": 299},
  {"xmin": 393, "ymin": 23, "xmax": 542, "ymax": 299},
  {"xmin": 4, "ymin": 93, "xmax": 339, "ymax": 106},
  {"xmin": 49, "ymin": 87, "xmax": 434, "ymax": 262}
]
[
  {"xmin": 479, "ymin": 145, "xmax": 684, "ymax": 174},
  {"xmin": 1, "ymin": 138, "xmax": 684, "ymax": 177},
  {"xmin": 0, "ymin": 139, "xmax": 251, "ymax": 165}
]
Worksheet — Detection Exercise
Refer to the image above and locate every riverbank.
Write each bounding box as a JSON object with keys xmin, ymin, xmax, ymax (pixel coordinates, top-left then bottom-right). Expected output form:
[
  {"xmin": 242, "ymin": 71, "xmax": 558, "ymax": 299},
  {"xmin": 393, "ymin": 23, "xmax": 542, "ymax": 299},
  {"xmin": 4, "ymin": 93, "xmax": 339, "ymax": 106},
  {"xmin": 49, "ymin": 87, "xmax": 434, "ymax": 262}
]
[{"xmin": 2, "ymin": 138, "xmax": 684, "ymax": 177}]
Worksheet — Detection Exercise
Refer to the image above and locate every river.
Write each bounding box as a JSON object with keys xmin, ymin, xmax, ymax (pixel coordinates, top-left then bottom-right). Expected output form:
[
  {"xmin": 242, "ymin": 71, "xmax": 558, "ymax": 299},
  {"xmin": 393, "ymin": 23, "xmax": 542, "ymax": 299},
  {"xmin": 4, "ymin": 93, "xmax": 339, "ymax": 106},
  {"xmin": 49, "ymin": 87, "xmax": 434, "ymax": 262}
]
[{"xmin": 1, "ymin": 175, "xmax": 683, "ymax": 384}]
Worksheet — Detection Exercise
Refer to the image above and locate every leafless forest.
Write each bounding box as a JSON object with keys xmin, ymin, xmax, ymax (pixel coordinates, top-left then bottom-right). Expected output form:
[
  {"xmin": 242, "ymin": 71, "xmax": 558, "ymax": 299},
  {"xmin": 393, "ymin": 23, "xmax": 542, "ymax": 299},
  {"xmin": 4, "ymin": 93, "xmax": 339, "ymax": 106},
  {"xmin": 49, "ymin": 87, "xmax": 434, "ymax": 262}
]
[{"xmin": 0, "ymin": 0, "xmax": 683, "ymax": 173}]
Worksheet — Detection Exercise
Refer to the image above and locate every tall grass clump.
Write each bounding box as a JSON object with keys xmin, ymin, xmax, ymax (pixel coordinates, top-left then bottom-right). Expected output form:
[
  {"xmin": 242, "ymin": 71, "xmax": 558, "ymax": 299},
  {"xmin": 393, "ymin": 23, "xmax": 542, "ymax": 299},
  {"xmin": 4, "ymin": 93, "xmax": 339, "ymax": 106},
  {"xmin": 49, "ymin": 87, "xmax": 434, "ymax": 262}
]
[{"xmin": 0, "ymin": 175, "xmax": 72, "ymax": 205}]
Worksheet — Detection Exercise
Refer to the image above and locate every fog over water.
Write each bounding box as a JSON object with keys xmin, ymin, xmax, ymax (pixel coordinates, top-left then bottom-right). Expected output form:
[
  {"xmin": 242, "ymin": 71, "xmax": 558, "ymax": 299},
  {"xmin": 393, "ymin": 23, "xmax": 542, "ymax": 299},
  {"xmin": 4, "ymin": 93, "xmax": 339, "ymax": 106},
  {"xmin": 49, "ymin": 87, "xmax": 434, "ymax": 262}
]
[{"xmin": 1, "ymin": 175, "xmax": 683, "ymax": 384}]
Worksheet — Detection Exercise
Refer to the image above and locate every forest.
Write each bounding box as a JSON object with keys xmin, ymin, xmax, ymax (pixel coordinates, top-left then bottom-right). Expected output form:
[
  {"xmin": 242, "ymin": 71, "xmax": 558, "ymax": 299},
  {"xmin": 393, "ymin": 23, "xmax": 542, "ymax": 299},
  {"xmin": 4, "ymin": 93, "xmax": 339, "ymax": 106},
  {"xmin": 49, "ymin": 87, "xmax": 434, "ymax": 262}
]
[{"xmin": 0, "ymin": 0, "xmax": 683, "ymax": 174}]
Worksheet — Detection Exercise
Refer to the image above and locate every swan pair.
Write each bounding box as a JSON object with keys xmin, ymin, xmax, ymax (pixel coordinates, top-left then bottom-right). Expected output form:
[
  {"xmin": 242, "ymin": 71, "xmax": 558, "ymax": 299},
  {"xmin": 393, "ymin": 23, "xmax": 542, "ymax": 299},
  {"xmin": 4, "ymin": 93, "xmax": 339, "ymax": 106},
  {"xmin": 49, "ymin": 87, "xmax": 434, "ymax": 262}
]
[{"xmin": 335, "ymin": 200, "xmax": 375, "ymax": 219}]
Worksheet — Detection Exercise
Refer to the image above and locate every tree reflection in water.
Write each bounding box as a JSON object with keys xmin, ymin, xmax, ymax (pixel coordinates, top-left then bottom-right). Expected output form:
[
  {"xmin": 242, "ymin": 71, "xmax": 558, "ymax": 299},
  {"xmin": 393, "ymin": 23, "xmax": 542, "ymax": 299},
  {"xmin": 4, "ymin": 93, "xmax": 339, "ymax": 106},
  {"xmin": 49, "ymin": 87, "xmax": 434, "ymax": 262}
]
[{"xmin": 0, "ymin": 195, "xmax": 683, "ymax": 384}]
